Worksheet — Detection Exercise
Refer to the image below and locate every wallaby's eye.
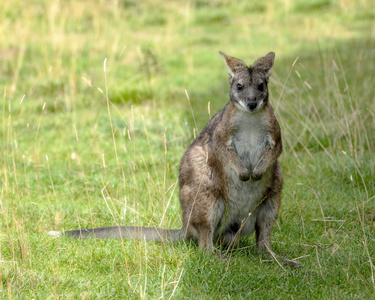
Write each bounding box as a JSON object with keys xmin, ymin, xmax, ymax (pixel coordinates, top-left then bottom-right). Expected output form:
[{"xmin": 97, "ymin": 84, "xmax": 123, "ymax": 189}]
[
  {"xmin": 258, "ymin": 82, "xmax": 265, "ymax": 92},
  {"xmin": 237, "ymin": 84, "xmax": 243, "ymax": 91}
]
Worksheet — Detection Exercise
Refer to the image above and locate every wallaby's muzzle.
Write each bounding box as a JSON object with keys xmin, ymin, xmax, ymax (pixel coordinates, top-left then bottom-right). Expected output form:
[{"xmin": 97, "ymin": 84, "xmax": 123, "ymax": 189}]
[{"xmin": 246, "ymin": 101, "xmax": 258, "ymax": 111}]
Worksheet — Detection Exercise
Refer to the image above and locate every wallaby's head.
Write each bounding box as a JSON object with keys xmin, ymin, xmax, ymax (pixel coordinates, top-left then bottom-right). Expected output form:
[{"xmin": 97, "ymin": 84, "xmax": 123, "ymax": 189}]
[{"xmin": 219, "ymin": 51, "xmax": 275, "ymax": 113}]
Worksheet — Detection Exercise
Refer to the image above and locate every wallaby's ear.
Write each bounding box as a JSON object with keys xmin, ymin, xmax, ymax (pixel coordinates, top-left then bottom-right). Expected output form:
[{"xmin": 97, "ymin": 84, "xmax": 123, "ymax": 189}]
[
  {"xmin": 252, "ymin": 52, "xmax": 275, "ymax": 76},
  {"xmin": 219, "ymin": 51, "xmax": 247, "ymax": 77}
]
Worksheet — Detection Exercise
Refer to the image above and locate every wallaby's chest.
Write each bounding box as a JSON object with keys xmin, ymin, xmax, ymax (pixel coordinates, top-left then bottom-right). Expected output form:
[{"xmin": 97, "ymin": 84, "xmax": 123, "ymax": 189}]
[
  {"xmin": 230, "ymin": 111, "xmax": 269, "ymax": 170},
  {"xmin": 220, "ymin": 111, "xmax": 273, "ymax": 236}
]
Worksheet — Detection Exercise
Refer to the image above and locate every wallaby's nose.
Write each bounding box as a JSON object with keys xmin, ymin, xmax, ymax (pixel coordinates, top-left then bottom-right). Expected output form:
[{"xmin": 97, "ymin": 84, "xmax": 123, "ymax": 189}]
[{"xmin": 247, "ymin": 101, "xmax": 257, "ymax": 111}]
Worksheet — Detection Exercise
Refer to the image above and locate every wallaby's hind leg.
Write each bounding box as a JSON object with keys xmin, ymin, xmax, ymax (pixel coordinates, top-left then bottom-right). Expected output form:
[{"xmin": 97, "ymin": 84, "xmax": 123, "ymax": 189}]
[
  {"xmin": 197, "ymin": 225, "xmax": 215, "ymax": 251},
  {"xmin": 179, "ymin": 148, "xmax": 225, "ymax": 253},
  {"xmin": 255, "ymin": 186, "xmax": 300, "ymax": 268},
  {"xmin": 183, "ymin": 218, "xmax": 215, "ymax": 252},
  {"xmin": 183, "ymin": 198, "xmax": 219, "ymax": 252},
  {"xmin": 181, "ymin": 185, "xmax": 224, "ymax": 253},
  {"xmin": 255, "ymin": 190, "xmax": 280, "ymax": 254}
]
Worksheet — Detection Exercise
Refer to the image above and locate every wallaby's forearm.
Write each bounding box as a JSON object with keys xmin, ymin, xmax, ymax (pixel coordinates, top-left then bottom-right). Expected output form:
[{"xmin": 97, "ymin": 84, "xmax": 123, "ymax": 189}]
[
  {"xmin": 252, "ymin": 142, "xmax": 282, "ymax": 180},
  {"xmin": 220, "ymin": 146, "xmax": 250, "ymax": 181}
]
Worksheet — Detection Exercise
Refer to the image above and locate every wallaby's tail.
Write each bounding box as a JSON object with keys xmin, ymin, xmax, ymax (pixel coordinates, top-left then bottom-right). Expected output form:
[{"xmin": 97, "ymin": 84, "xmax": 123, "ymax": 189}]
[{"xmin": 48, "ymin": 226, "xmax": 184, "ymax": 242}]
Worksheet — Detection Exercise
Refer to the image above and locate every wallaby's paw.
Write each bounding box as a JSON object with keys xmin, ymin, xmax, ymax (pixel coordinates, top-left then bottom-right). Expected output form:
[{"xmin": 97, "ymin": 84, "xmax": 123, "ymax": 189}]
[
  {"xmin": 47, "ymin": 230, "xmax": 63, "ymax": 237},
  {"xmin": 251, "ymin": 172, "xmax": 263, "ymax": 181},
  {"xmin": 239, "ymin": 170, "xmax": 251, "ymax": 181}
]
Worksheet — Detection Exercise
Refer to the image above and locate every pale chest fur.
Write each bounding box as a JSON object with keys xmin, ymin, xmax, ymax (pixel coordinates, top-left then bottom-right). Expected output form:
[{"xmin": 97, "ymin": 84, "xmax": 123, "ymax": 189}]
[
  {"xmin": 223, "ymin": 110, "xmax": 275, "ymax": 236},
  {"xmin": 230, "ymin": 110, "xmax": 273, "ymax": 171}
]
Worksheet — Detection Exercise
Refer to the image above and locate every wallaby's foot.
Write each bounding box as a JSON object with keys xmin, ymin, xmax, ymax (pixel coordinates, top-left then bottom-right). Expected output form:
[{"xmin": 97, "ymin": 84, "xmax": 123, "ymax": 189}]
[
  {"xmin": 282, "ymin": 257, "xmax": 301, "ymax": 268},
  {"xmin": 261, "ymin": 250, "xmax": 302, "ymax": 268}
]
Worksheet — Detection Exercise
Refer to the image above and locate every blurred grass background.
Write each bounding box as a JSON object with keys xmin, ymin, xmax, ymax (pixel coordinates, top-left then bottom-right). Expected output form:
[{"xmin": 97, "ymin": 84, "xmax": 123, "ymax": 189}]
[{"xmin": 1, "ymin": 0, "xmax": 375, "ymax": 298}]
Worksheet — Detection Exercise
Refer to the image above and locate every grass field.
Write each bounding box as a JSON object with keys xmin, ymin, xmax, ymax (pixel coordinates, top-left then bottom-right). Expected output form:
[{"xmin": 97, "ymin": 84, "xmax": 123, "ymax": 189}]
[{"xmin": 1, "ymin": 0, "xmax": 375, "ymax": 298}]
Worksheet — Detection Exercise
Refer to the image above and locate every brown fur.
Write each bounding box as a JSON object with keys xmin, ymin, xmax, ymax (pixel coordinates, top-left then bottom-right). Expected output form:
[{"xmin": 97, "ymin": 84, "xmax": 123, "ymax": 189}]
[{"xmin": 49, "ymin": 52, "xmax": 300, "ymax": 267}]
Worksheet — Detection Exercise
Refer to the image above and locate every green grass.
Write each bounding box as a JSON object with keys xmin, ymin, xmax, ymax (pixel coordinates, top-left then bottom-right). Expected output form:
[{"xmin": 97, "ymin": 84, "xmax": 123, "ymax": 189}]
[{"xmin": 1, "ymin": 0, "xmax": 375, "ymax": 298}]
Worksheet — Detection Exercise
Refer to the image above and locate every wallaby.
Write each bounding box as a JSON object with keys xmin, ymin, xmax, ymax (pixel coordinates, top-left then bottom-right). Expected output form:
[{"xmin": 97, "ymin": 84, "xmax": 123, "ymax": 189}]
[{"xmin": 48, "ymin": 52, "xmax": 299, "ymax": 267}]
